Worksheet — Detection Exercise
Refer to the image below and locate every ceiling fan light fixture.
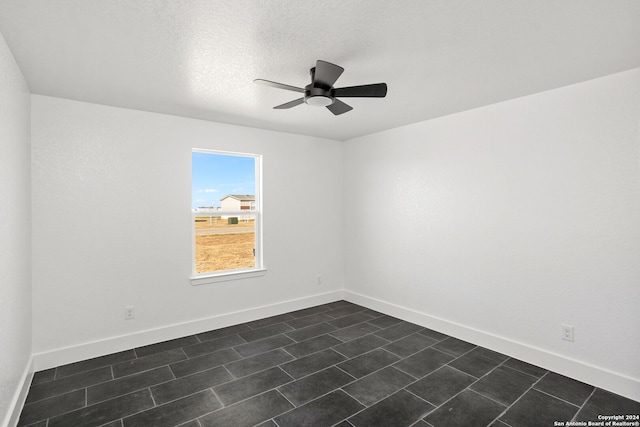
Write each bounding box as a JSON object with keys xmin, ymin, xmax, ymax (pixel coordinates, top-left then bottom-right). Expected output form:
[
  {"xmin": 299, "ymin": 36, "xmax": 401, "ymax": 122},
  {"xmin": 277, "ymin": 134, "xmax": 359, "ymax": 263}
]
[{"xmin": 305, "ymin": 95, "xmax": 333, "ymax": 107}]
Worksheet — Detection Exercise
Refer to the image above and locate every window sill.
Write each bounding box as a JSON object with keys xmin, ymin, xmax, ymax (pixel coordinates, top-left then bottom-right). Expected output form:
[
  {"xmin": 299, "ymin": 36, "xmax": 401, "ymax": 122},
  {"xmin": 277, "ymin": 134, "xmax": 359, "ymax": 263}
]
[{"xmin": 190, "ymin": 268, "xmax": 267, "ymax": 286}]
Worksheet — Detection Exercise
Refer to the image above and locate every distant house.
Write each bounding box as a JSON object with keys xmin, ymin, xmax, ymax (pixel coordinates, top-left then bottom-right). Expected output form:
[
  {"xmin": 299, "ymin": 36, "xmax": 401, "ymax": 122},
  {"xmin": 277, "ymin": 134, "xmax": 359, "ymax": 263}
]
[{"xmin": 220, "ymin": 194, "xmax": 255, "ymax": 211}]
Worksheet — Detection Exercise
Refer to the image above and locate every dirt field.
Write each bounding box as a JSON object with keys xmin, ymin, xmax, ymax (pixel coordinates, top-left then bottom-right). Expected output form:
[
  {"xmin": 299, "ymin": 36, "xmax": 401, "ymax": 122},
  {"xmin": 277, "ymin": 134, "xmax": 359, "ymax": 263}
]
[{"xmin": 194, "ymin": 217, "xmax": 255, "ymax": 273}]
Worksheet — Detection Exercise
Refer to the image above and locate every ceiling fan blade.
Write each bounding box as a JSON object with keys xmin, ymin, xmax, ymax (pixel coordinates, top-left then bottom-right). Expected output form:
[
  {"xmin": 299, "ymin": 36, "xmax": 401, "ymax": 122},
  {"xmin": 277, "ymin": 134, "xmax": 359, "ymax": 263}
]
[
  {"xmin": 313, "ymin": 60, "xmax": 344, "ymax": 87},
  {"xmin": 274, "ymin": 98, "xmax": 305, "ymax": 109},
  {"xmin": 334, "ymin": 83, "xmax": 387, "ymax": 98},
  {"xmin": 254, "ymin": 79, "xmax": 305, "ymax": 93},
  {"xmin": 326, "ymin": 99, "xmax": 353, "ymax": 115}
]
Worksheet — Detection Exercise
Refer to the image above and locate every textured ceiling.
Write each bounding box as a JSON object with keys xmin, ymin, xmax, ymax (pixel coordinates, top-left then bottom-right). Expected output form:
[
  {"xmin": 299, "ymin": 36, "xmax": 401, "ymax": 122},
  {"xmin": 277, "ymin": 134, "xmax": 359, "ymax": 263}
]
[{"xmin": 1, "ymin": 0, "xmax": 639, "ymax": 141}]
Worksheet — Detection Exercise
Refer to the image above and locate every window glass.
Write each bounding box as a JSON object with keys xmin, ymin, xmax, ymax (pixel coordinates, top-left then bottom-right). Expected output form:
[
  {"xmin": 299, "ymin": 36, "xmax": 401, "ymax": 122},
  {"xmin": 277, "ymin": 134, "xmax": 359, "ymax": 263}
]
[{"xmin": 192, "ymin": 150, "xmax": 261, "ymax": 275}]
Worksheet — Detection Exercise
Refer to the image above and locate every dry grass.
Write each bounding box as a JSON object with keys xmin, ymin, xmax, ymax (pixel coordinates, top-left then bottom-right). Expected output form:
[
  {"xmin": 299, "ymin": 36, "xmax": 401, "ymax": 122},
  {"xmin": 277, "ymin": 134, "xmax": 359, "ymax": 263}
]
[{"xmin": 194, "ymin": 218, "xmax": 255, "ymax": 273}]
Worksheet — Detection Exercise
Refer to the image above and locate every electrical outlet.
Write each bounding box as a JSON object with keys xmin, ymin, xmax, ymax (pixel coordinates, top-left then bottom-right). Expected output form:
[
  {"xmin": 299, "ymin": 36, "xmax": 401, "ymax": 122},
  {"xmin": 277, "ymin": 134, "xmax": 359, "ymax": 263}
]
[
  {"xmin": 125, "ymin": 306, "xmax": 135, "ymax": 320},
  {"xmin": 316, "ymin": 274, "xmax": 322, "ymax": 285},
  {"xmin": 561, "ymin": 324, "xmax": 574, "ymax": 342}
]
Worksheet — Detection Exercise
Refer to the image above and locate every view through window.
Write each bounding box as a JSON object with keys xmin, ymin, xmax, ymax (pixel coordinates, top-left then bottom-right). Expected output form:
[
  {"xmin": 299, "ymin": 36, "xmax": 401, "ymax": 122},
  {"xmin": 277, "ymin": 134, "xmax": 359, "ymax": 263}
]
[{"xmin": 192, "ymin": 150, "xmax": 261, "ymax": 275}]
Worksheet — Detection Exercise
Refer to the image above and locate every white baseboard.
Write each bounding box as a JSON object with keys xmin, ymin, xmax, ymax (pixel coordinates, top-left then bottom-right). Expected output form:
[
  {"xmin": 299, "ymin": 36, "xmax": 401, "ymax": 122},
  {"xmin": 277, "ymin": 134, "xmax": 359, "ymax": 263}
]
[
  {"xmin": 344, "ymin": 290, "xmax": 640, "ymax": 403},
  {"xmin": 2, "ymin": 356, "xmax": 33, "ymax": 427},
  {"xmin": 33, "ymin": 290, "xmax": 344, "ymax": 372}
]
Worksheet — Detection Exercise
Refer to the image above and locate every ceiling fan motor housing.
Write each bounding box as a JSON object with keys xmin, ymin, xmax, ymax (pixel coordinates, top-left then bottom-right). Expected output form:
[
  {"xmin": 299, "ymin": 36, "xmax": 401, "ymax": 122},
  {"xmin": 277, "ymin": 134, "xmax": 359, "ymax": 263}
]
[
  {"xmin": 304, "ymin": 66, "xmax": 334, "ymax": 106},
  {"xmin": 304, "ymin": 84, "xmax": 334, "ymax": 106}
]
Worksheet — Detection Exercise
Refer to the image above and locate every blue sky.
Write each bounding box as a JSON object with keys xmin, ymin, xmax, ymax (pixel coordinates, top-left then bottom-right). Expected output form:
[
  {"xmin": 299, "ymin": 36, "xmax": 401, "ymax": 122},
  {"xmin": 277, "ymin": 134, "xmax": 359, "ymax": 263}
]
[{"xmin": 192, "ymin": 152, "xmax": 256, "ymax": 209}]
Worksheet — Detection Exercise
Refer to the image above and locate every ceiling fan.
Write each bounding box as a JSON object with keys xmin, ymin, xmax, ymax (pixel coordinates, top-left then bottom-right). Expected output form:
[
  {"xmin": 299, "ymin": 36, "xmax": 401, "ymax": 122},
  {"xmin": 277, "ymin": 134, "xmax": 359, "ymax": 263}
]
[{"xmin": 254, "ymin": 60, "xmax": 387, "ymax": 115}]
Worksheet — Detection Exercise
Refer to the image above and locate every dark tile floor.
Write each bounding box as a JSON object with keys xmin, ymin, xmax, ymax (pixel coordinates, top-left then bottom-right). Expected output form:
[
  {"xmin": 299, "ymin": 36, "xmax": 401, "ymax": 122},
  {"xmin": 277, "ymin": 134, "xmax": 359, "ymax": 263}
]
[{"xmin": 19, "ymin": 301, "xmax": 640, "ymax": 427}]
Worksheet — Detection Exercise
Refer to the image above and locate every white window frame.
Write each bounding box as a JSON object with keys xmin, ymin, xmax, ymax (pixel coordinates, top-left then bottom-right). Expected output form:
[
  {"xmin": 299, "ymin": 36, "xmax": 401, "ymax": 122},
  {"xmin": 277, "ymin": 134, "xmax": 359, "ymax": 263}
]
[{"xmin": 190, "ymin": 149, "xmax": 265, "ymax": 285}]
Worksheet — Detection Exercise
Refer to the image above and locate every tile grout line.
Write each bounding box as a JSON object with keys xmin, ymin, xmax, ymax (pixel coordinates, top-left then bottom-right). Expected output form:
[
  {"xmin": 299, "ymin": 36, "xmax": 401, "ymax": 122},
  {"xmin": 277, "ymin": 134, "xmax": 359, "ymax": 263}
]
[
  {"xmin": 337, "ymin": 349, "xmax": 467, "ymax": 425},
  {"xmin": 148, "ymin": 386, "xmax": 157, "ymax": 407},
  {"xmin": 500, "ymin": 360, "xmax": 548, "ymax": 379},
  {"xmin": 229, "ymin": 345, "xmax": 244, "ymax": 362},
  {"xmin": 194, "ymin": 387, "xmax": 294, "ymax": 424},
  {"xmin": 208, "ymin": 386, "xmax": 224, "ymax": 410},
  {"xmin": 403, "ymin": 386, "xmax": 439, "ymax": 409},
  {"xmin": 445, "ymin": 362, "xmax": 487, "ymax": 379},
  {"xmin": 533, "ymin": 386, "xmax": 585, "ymax": 408},
  {"xmin": 32, "ymin": 387, "xmax": 152, "ymax": 427},
  {"xmin": 275, "ymin": 387, "xmax": 297, "ymax": 410},
  {"xmin": 219, "ymin": 364, "xmax": 235, "ymax": 383},
  {"xmin": 25, "ymin": 372, "xmax": 119, "ymax": 406},
  {"xmin": 428, "ymin": 387, "xmax": 505, "ymax": 426},
  {"xmin": 571, "ymin": 387, "xmax": 598, "ymax": 422},
  {"xmin": 468, "ymin": 387, "xmax": 511, "ymax": 409},
  {"xmin": 338, "ymin": 386, "xmax": 369, "ymax": 408},
  {"xmin": 214, "ymin": 366, "xmax": 297, "ymax": 406},
  {"xmin": 414, "ymin": 357, "xmax": 521, "ymax": 426},
  {"xmin": 269, "ymin": 386, "xmax": 353, "ymax": 423},
  {"xmin": 417, "ymin": 355, "xmax": 514, "ymax": 425},
  {"xmin": 485, "ymin": 365, "xmax": 550, "ymax": 426}
]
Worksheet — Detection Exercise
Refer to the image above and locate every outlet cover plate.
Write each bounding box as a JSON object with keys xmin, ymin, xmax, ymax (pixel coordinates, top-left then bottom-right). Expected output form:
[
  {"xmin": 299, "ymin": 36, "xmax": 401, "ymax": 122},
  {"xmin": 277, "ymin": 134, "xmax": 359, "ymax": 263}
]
[{"xmin": 561, "ymin": 324, "xmax": 574, "ymax": 342}]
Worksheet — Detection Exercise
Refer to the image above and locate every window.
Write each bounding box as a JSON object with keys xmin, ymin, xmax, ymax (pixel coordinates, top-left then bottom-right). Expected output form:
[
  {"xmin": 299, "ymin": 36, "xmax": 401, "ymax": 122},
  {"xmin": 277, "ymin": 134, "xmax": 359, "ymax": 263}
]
[{"xmin": 191, "ymin": 150, "xmax": 263, "ymax": 284}]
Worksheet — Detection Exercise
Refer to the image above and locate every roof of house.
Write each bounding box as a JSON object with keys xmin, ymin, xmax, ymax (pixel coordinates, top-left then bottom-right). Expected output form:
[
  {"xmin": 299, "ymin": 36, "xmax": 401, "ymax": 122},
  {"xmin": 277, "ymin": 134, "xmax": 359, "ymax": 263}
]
[{"xmin": 220, "ymin": 194, "xmax": 255, "ymax": 202}]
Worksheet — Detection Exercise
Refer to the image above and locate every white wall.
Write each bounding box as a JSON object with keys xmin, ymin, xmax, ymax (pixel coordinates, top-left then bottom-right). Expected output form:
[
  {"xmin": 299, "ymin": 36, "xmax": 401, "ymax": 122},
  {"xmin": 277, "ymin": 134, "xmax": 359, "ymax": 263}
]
[
  {"xmin": 31, "ymin": 96, "xmax": 344, "ymax": 364},
  {"xmin": 344, "ymin": 68, "xmax": 640, "ymax": 399},
  {"xmin": 0, "ymin": 32, "xmax": 32, "ymax": 426}
]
